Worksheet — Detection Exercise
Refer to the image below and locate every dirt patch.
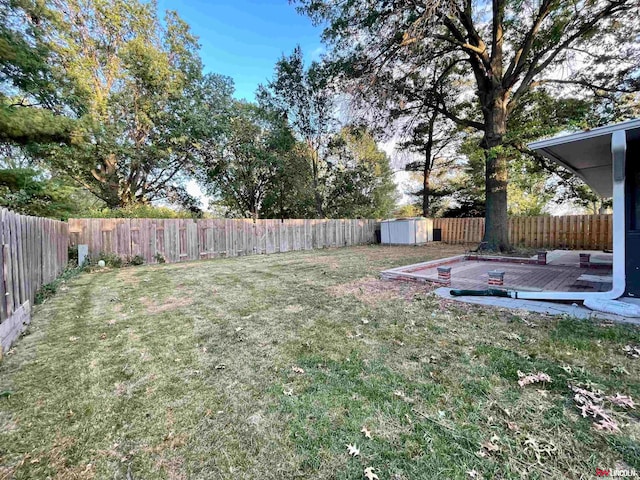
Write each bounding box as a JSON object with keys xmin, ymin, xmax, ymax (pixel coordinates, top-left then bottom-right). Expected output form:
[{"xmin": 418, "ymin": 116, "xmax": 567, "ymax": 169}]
[
  {"xmin": 304, "ymin": 256, "xmax": 340, "ymax": 269},
  {"xmin": 155, "ymin": 456, "xmax": 186, "ymax": 480},
  {"xmin": 284, "ymin": 305, "xmax": 304, "ymax": 313},
  {"xmin": 139, "ymin": 296, "xmax": 194, "ymax": 314},
  {"xmin": 117, "ymin": 269, "xmax": 142, "ymax": 287},
  {"xmin": 349, "ymin": 244, "xmax": 465, "ymax": 262},
  {"xmin": 328, "ymin": 277, "xmax": 434, "ymax": 305}
]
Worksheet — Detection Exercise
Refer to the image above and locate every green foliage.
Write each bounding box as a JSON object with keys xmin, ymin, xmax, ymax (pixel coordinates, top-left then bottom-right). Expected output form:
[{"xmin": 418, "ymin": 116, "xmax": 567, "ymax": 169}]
[
  {"xmin": 201, "ymin": 101, "xmax": 298, "ymax": 219},
  {"xmin": 393, "ymin": 204, "xmax": 422, "ymax": 218},
  {"xmin": 25, "ymin": 0, "xmax": 233, "ymax": 211},
  {"xmin": 88, "ymin": 252, "xmax": 123, "ymax": 269},
  {"xmin": 324, "ymin": 126, "xmax": 397, "ymax": 218},
  {"xmin": 0, "ymin": 0, "xmax": 73, "ymax": 144},
  {"xmin": 34, "ymin": 262, "xmax": 84, "ymax": 304},
  {"xmin": 81, "ymin": 204, "xmax": 200, "ymax": 219},
  {"xmin": 0, "ymin": 104, "xmax": 73, "ymax": 145},
  {"xmin": 0, "ymin": 167, "xmax": 80, "ymax": 218},
  {"xmin": 258, "ymin": 46, "xmax": 334, "ymax": 217},
  {"xmin": 129, "ymin": 254, "xmax": 144, "ymax": 266},
  {"xmin": 153, "ymin": 252, "xmax": 166, "ymax": 264}
]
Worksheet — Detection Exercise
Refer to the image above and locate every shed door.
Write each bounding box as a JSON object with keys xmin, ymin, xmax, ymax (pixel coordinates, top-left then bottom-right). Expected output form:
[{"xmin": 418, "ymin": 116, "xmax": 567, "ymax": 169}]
[{"xmin": 625, "ymin": 138, "xmax": 640, "ymax": 296}]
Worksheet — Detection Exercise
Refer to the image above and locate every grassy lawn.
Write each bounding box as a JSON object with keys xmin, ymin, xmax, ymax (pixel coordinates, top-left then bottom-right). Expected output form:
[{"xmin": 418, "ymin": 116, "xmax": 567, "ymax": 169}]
[{"xmin": 1, "ymin": 244, "xmax": 639, "ymax": 479}]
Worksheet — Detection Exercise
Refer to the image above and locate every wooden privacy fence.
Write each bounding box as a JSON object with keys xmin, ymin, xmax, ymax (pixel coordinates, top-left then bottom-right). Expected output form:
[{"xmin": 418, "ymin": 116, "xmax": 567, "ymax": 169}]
[
  {"xmin": 434, "ymin": 214, "xmax": 613, "ymax": 250},
  {"xmin": 68, "ymin": 218, "xmax": 378, "ymax": 263},
  {"xmin": 0, "ymin": 208, "xmax": 69, "ymax": 353}
]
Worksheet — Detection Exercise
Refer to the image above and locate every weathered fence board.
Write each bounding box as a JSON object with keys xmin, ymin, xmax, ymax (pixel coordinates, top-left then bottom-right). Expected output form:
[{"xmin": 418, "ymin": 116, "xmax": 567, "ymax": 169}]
[
  {"xmin": 68, "ymin": 218, "xmax": 378, "ymax": 264},
  {"xmin": 433, "ymin": 214, "xmax": 613, "ymax": 250},
  {"xmin": 0, "ymin": 209, "xmax": 69, "ymax": 353}
]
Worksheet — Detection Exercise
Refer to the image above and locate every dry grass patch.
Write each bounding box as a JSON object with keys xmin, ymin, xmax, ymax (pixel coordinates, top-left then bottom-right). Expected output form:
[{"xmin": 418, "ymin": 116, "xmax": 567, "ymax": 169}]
[
  {"xmin": 139, "ymin": 295, "xmax": 193, "ymax": 314},
  {"xmin": 328, "ymin": 277, "xmax": 434, "ymax": 305},
  {"xmin": 348, "ymin": 244, "xmax": 464, "ymax": 262}
]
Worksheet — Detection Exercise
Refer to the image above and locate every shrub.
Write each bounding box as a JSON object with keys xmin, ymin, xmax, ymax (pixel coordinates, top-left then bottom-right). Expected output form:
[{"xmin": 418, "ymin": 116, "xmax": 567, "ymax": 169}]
[
  {"xmin": 153, "ymin": 253, "xmax": 166, "ymax": 264},
  {"xmin": 129, "ymin": 254, "xmax": 145, "ymax": 266},
  {"xmin": 87, "ymin": 252, "xmax": 123, "ymax": 269},
  {"xmin": 35, "ymin": 263, "xmax": 83, "ymax": 304},
  {"xmin": 81, "ymin": 204, "xmax": 200, "ymax": 219}
]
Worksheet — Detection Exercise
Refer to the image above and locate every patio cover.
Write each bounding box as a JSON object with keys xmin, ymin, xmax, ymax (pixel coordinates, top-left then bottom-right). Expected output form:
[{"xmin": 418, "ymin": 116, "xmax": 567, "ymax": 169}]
[{"xmin": 528, "ymin": 118, "xmax": 640, "ymax": 197}]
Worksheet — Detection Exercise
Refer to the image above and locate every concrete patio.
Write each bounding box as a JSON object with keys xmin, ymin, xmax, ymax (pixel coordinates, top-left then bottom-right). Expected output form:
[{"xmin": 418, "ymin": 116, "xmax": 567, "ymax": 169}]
[{"xmin": 380, "ymin": 250, "xmax": 613, "ymax": 292}]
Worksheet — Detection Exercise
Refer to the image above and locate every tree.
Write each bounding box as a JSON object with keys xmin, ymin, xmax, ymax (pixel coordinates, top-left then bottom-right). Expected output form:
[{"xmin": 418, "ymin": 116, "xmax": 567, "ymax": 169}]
[
  {"xmin": 0, "ymin": 0, "xmax": 75, "ymax": 144},
  {"xmin": 258, "ymin": 46, "xmax": 334, "ymax": 218},
  {"xmin": 324, "ymin": 126, "xmax": 397, "ymax": 218},
  {"xmin": 29, "ymin": 1, "xmax": 232, "ymax": 209},
  {"xmin": 399, "ymin": 112, "xmax": 458, "ymax": 217},
  {"xmin": 202, "ymin": 101, "xmax": 296, "ymax": 220},
  {"xmin": 0, "ymin": 167, "xmax": 80, "ymax": 218},
  {"xmin": 260, "ymin": 142, "xmax": 316, "ymax": 219},
  {"xmin": 295, "ymin": 0, "xmax": 640, "ymax": 250}
]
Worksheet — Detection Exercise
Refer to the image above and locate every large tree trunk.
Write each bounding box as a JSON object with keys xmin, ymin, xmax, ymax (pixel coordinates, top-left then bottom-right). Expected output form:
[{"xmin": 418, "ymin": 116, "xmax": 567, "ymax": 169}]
[
  {"xmin": 312, "ymin": 179, "xmax": 324, "ymax": 218},
  {"xmin": 422, "ymin": 156, "xmax": 431, "ymax": 218},
  {"xmin": 309, "ymin": 146, "xmax": 325, "ymax": 218},
  {"xmin": 481, "ymin": 96, "xmax": 510, "ymax": 251}
]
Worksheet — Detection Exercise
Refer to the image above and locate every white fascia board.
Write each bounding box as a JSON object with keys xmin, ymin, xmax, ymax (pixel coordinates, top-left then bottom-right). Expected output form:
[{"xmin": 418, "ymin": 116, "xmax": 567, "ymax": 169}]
[{"xmin": 528, "ymin": 118, "xmax": 640, "ymax": 150}]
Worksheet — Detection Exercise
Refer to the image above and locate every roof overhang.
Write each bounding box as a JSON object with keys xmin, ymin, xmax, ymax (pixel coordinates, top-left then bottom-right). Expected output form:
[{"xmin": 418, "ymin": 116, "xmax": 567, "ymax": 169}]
[{"xmin": 528, "ymin": 118, "xmax": 640, "ymax": 198}]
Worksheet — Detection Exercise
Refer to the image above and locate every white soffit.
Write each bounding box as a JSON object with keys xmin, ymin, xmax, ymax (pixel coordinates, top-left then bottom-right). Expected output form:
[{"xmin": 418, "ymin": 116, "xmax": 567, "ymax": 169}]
[{"xmin": 528, "ymin": 118, "xmax": 640, "ymax": 198}]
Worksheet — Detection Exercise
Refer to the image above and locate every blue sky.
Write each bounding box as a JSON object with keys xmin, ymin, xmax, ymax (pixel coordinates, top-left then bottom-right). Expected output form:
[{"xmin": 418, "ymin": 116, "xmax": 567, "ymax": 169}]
[{"xmin": 157, "ymin": 0, "xmax": 325, "ymax": 101}]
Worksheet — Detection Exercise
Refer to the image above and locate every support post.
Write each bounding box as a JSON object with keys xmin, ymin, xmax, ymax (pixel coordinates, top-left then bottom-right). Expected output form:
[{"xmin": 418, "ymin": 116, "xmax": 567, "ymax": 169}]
[
  {"xmin": 437, "ymin": 266, "xmax": 451, "ymax": 287},
  {"xmin": 537, "ymin": 251, "xmax": 547, "ymax": 265},
  {"xmin": 579, "ymin": 253, "xmax": 591, "ymax": 268},
  {"xmin": 488, "ymin": 270, "xmax": 505, "ymax": 287}
]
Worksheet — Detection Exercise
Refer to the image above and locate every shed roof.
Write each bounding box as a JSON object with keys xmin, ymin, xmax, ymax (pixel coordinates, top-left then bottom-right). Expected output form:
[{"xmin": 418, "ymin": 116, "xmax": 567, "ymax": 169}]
[{"xmin": 528, "ymin": 118, "xmax": 640, "ymax": 197}]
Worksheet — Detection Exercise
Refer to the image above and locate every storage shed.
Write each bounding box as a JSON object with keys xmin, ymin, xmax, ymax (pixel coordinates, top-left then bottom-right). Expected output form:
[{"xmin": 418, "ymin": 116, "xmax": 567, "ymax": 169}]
[{"xmin": 380, "ymin": 218, "xmax": 433, "ymax": 245}]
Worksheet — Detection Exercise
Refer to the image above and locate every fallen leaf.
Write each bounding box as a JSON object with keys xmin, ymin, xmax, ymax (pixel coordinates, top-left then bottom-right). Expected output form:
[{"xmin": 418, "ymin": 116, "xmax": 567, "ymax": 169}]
[
  {"xmin": 283, "ymin": 388, "xmax": 293, "ymax": 397},
  {"xmin": 69, "ymin": 336, "xmax": 78, "ymax": 342},
  {"xmin": 214, "ymin": 364, "xmax": 225, "ymax": 370},
  {"xmin": 594, "ymin": 418, "xmax": 619, "ymax": 432},
  {"xmin": 607, "ymin": 393, "xmax": 635, "ymax": 409},
  {"xmin": 481, "ymin": 440, "xmax": 500, "ymax": 453},
  {"xmin": 346, "ymin": 444, "xmax": 360, "ymax": 457},
  {"xmin": 361, "ymin": 319, "xmax": 369, "ymax": 325},
  {"xmin": 467, "ymin": 469, "xmax": 479, "ymax": 479},
  {"xmin": 623, "ymin": 344, "xmax": 640, "ymax": 358},
  {"xmin": 507, "ymin": 421, "xmax": 519, "ymax": 431},
  {"xmin": 291, "ymin": 366, "xmax": 305, "ymax": 374},
  {"xmin": 364, "ymin": 467, "xmax": 379, "ymax": 480},
  {"xmin": 517, "ymin": 370, "xmax": 551, "ymax": 387},
  {"xmin": 361, "ymin": 426, "xmax": 372, "ymax": 439}
]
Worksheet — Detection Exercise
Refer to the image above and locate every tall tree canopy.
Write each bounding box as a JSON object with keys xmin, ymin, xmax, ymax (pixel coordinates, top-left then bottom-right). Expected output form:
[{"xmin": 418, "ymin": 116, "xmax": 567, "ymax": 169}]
[
  {"xmin": 201, "ymin": 101, "xmax": 297, "ymax": 220},
  {"xmin": 0, "ymin": 0, "xmax": 74, "ymax": 144},
  {"xmin": 296, "ymin": 0, "xmax": 640, "ymax": 249},
  {"xmin": 35, "ymin": 1, "xmax": 234, "ymax": 209},
  {"xmin": 325, "ymin": 126, "xmax": 397, "ymax": 218},
  {"xmin": 258, "ymin": 46, "xmax": 334, "ymax": 218}
]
